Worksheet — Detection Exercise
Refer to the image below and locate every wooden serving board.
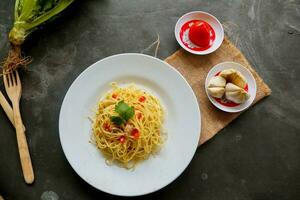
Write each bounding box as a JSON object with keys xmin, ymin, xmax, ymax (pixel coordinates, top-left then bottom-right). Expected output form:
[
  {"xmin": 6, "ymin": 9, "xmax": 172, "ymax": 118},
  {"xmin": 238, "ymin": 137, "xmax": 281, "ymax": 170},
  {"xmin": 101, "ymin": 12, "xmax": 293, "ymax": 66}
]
[{"xmin": 164, "ymin": 37, "xmax": 271, "ymax": 146}]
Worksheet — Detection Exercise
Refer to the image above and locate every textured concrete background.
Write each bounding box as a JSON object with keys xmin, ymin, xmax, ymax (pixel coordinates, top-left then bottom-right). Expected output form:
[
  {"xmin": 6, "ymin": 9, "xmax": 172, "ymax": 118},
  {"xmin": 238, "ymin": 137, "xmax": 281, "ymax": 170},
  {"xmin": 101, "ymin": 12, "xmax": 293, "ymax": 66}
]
[{"xmin": 0, "ymin": 0, "xmax": 299, "ymax": 199}]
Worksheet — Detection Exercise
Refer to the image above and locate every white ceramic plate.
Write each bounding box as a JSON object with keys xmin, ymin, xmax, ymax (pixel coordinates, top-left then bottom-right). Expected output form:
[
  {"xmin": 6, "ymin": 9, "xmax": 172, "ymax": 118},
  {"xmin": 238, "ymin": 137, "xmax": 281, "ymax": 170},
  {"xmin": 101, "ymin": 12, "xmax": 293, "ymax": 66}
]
[
  {"xmin": 205, "ymin": 61, "xmax": 257, "ymax": 113},
  {"xmin": 59, "ymin": 53, "xmax": 201, "ymax": 196},
  {"xmin": 175, "ymin": 11, "xmax": 224, "ymax": 55}
]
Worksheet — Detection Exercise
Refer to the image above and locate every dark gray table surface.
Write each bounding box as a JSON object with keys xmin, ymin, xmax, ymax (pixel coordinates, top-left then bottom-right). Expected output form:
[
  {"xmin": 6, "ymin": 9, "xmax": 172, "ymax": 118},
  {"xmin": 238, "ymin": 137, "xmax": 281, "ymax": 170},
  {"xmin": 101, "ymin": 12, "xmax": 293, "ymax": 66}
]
[{"xmin": 0, "ymin": 0, "xmax": 299, "ymax": 199}]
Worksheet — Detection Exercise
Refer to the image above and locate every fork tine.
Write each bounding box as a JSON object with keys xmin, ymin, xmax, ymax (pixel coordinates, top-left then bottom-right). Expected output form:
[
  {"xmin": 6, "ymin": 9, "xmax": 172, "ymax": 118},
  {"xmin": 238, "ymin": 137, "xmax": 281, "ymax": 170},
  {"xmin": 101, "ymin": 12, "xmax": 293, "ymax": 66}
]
[
  {"xmin": 3, "ymin": 72, "xmax": 9, "ymax": 88},
  {"xmin": 12, "ymin": 71, "xmax": 17, "ymax": 86},
  {"xmin": 7, "ymin": 73, "xmax": 11, "ymax": 87},
  {"xmin": 9, "ymin": 72, "xmax": 15, "ymax": 86},
  {"xmin": 15, "ymin": 70, "xmax": 20, "ymax": 85},
  {"xmin": 7, "ymin": 73, "xmax": 14, "ymax": 87},
  {"xmin": 7, "ymin": 72, "xmax": 12, "ymax": 87}
]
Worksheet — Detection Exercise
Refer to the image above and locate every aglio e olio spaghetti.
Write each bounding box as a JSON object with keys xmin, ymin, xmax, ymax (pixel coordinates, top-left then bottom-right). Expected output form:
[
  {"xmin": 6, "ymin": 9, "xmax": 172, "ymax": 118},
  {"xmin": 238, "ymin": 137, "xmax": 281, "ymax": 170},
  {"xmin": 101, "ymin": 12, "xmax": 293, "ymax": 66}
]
[{"xmin": 92, "ymin": 83, "xmax": 165, "ymax": 169}]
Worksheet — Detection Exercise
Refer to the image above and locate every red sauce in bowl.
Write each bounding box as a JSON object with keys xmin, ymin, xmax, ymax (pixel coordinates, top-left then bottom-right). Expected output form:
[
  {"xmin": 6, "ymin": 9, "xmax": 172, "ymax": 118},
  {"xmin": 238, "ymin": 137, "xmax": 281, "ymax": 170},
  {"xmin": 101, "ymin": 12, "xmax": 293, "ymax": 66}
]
[{"xmin": 180, "ymin": 20, "xmax": 215, "ymax": 51}]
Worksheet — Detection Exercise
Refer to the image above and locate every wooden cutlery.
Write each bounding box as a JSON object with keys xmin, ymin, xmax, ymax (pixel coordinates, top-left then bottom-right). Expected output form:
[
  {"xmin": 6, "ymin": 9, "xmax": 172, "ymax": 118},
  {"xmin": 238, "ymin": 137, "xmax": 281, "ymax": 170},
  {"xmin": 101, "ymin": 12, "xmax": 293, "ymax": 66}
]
[
  {"xmin": 0, "ymin": 91, "xmax": 26, "ymax": 130},
  {"xmin": 3, "ymin": 70, "xmax": 34, "ymax": 184},
  {"xmin": 0, "ymin": 91, "xmax": 14, "ymax": 126}
]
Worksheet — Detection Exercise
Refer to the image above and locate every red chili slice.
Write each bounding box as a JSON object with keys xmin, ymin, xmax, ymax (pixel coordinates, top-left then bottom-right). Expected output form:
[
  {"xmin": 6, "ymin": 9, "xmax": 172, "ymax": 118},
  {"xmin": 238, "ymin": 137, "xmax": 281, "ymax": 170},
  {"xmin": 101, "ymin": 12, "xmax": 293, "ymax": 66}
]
[
  {"xmin": 131, "ymin": 128, "xmax": 140, "ymax": 140},
  {"xmin": 137, "ymin": 112, "xmax": 143, "ymax": 120},
  {"xmin": 103, "ymin": 122, "xmax": 112, "ymax": 132},
  {"xmin": 119, "ymin": 136, "xmax": 126, "ymax": 144},
  {"xmin": 112, "ymin": 93, "xmax": 118, "ymax": 99},
  {"xmin": 139, "ymin": 96, "xmax": 146, "ymax": 102}
]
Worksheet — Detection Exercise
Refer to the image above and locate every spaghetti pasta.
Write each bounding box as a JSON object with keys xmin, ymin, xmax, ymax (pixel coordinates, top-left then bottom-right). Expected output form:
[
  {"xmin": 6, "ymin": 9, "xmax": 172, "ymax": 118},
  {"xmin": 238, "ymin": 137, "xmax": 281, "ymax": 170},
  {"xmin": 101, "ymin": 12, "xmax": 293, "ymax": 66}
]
[{"xmin": 92, "ymin": 83, "xmax": 165, "ymax": 169}]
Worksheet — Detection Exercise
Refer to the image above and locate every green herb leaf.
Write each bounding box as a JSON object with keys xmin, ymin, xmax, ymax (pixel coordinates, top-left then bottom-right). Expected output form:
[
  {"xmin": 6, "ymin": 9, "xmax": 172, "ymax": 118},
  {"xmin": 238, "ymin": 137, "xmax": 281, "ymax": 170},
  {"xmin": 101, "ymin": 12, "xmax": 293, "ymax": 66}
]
[
  {"xmin": 110, "ymin": 116, "xmax": 125, "ymax": 125},
  {"xmin": 123, "ymin": 107, "xmax": 135, "ymax": 121},
  {"xmin": 115, "ymin": 100, "xmax": 135, "ymax": 121}
]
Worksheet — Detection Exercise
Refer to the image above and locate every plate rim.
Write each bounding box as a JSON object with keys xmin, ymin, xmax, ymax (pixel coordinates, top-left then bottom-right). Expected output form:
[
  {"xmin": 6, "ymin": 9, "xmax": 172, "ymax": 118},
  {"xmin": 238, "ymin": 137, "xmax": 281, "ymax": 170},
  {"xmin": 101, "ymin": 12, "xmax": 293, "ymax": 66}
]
[{"xmin": 58, "ymin": 53, "xmax": 201, "ymax": 196}]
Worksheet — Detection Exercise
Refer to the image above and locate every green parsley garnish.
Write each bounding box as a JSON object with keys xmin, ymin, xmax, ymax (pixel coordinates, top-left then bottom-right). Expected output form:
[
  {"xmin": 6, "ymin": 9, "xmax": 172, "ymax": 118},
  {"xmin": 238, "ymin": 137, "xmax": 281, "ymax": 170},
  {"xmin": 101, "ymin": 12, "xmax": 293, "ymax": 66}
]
[
  {"xmin": 110, "ymin": 100, "xmax": 135, "ymax": 125},
  {"xmin": 110, "ymin": 116, "xmax": 125, "ymax": 125}
]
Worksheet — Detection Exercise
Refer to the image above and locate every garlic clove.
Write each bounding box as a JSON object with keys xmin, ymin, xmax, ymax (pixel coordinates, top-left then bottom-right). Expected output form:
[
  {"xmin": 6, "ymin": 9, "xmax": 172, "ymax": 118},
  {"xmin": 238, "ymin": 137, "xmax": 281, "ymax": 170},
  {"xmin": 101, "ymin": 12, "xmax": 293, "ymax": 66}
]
[
  {"xmin": 207, "ymin": 87, "xmax": 225, "ymax": 98},
  {"xmin": 208, "ymin": 76, "xmax": 226, "ymax": 88}
]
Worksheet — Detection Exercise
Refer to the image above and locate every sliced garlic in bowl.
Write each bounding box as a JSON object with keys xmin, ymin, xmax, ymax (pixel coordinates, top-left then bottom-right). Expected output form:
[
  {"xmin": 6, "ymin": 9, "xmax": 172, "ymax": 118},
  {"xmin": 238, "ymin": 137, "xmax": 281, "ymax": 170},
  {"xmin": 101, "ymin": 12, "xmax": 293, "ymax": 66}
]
[{"xmin": 205, "ymin": 62, "xmax": 257, "ymax": 113}]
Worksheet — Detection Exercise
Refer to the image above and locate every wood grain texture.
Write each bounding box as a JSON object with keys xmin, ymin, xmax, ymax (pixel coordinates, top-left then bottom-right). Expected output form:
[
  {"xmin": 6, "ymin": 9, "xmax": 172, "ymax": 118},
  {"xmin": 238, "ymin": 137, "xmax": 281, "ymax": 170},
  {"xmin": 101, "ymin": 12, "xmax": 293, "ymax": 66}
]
[
  {"xmin": 3, "ymin": 71, "xmax": 34, "ymax": 184},
  {"xmin": 0, "ymin": 91, "xmax": 26, "ymax": 130},
  {"xmin": 165, "ymin": 37, "xmax": 271, "ymax": 146},
  {"xmin": 13, "ymin": 101, "xmax": 34, "ymax": 184}
]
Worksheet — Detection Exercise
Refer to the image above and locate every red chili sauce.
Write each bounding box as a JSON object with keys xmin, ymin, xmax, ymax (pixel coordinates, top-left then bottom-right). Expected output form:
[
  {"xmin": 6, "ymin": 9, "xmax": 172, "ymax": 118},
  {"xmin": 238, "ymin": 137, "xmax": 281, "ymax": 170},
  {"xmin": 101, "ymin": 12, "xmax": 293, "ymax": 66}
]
[{"xmin": 180, "ymin": 20, "xmax": 215, "ymax": 51}]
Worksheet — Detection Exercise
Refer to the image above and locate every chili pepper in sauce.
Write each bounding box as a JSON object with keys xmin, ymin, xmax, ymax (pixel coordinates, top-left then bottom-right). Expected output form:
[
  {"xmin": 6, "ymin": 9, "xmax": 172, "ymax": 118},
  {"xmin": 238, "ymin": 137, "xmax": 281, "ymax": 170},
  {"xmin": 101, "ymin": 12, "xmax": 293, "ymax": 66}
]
[
  {"xmin": 188, "ymin": 21, "xmax": 214, "ymax": 47},
  {"xmin": 180, "ymin": 20, "xmax": 215, "ymax": 51}
]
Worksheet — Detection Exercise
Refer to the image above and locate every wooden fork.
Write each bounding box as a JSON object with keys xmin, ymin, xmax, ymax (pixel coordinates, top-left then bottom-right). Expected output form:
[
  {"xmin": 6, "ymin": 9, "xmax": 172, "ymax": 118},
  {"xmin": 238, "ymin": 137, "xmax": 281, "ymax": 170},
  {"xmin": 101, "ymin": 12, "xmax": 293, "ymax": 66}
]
[
  {"xmin": 0, "ymin": 91, "xmax": 26, "ymax": 130},
  {"xmin": 3, "ymin": 70, "xmax": 34, "ymax": 184}
]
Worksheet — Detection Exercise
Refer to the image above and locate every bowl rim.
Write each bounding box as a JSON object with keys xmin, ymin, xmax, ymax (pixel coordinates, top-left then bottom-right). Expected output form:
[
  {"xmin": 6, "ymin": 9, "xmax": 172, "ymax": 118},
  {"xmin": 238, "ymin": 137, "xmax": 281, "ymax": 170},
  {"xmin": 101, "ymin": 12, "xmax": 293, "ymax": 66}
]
[
  {"xmin": 174, "ymin": 11, "xmax": 224, "ymax": 55},
  {"xmin": 205, "ymin": 61, "xmax": 257, "ymax": 113}
]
